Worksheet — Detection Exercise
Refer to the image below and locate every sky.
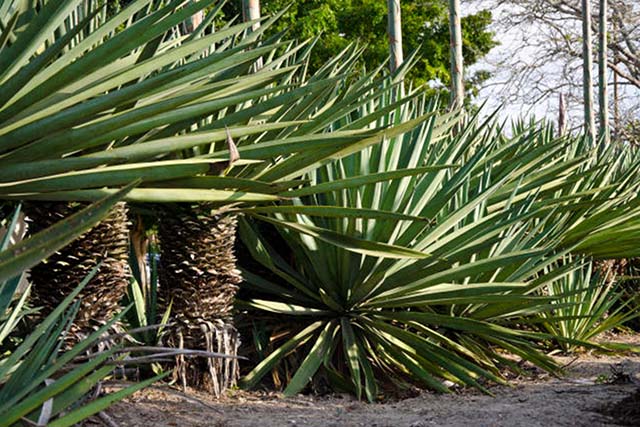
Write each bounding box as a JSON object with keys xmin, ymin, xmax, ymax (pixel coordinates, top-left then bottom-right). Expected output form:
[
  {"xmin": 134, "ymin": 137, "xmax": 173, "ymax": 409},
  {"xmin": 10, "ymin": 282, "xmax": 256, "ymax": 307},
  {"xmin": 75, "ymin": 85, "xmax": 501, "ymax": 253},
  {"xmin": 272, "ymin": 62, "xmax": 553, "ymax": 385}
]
[
  {"xmin": 463, "ymin": 0, "xmax": 570, "ymax": 123},
  {"xmin": 461, "ymin": 0, "xmax": 639, "ymax": 129}
]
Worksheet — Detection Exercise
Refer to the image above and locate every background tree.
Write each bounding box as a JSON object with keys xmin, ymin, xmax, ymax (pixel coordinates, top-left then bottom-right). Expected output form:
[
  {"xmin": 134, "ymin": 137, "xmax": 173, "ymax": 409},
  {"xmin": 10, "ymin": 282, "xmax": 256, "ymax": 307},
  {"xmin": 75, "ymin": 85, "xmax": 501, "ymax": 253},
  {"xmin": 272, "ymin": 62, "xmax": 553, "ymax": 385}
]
[
  {"xmin": 222, "ymin": 0, "xmax": 497, "ymax": 97},
  {"xmin": 582, "ymin": 0, "xmax": 596, "ymax": 142},
  {"xmin": 449, "ymin": 0, "xmax": 464, "ymax": 108},
  {"xmin": 477, "ymin": 0, "xmax": 639, "ymax": 141},
  {"xmin": 387, "ymin": 0, "xmax": 404, "ymax": 73},
  {"xmin": 598, "ymin": 0, "xmax": 610, "ymax": 143}
]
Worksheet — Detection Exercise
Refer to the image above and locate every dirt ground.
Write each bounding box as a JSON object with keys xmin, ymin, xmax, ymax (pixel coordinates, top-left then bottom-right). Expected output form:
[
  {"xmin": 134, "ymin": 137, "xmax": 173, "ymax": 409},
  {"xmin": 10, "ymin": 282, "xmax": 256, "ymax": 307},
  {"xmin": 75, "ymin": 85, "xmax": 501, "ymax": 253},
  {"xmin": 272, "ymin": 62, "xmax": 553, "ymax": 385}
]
[{"xmin": 107, "ymin": 335, "xmax": 640, "ymax": 427}]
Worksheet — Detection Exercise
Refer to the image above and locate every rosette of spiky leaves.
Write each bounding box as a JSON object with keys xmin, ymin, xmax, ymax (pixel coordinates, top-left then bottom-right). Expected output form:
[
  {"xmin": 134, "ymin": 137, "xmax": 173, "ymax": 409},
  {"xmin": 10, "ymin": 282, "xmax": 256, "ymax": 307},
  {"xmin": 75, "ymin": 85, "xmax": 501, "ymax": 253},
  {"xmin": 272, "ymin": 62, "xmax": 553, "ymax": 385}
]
[
  {"xmin": 236, "ymin": 81, "xmax": 640, "ymax": 399},
  {"xmin": 482, "ymin": 120, "xmax": 640, "ymax": 259},
  {"xmin": 536, "ymin": 257, "xmax": 640, "ymax": 353}
]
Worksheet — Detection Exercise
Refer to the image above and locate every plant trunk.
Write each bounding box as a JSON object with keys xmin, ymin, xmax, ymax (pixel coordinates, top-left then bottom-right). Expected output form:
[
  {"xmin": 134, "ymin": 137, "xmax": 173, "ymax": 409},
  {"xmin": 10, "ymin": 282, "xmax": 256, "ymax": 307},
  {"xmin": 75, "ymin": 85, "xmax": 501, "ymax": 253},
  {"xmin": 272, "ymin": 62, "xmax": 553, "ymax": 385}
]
[
  {"xmin": 598, "ymin": 0, "xmax": 610, "ymax": 145},
  {"xmin": 158, "ymin": 205, "xmax": 241, "ymax": 397},
  {"xmin": 582, "ymin": 0, "xmax": 596, "ymax": 143},
  {"xmin": 25, "ymin": 202, "xmax": 130, "ymax": 341},
  {"xmin": 387, "ymin": 0, "xmax": 403, "ymax": 74},
  {"xmin": 242, "ymin": 0, "xmax": 261, "ymax": 32},
  {"xmin": 448, "ymin": 0, "xmax": 464, "ymax": 110},
  {"xmin": 242, "ymin": 0, "xmax": 263, "ymax": 71}
]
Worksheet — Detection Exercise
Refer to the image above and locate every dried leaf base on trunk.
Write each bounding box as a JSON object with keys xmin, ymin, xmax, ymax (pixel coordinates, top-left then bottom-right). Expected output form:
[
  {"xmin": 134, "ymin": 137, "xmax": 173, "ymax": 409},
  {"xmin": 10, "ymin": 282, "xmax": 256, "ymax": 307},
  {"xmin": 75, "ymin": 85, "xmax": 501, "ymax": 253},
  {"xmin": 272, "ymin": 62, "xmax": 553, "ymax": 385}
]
[
  {"xmin": 165, "ymin": 319, "xmax": 240, "ymax": 397},
  {"xmin": 158, "ymin": 206, "xmax": 242, "ymax": 397},
  {"xmin": 25, "ymin": 202, "xmax": 131, "ymax": 342}
]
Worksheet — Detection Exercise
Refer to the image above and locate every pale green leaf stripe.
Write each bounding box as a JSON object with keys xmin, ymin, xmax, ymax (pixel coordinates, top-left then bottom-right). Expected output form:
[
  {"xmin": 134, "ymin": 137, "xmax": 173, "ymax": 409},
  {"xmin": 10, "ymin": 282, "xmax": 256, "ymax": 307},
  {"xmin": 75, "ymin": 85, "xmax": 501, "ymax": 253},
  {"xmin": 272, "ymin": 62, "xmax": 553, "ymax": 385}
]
[
  {"xmin": 0, "ymin": 161, "xmax": 211, "ymax": 193},
  {"xmin": 4, "ymin": 188, "xmax": 281, "ymax": 203},
  {"xmin": 245, "ymin": 300, "xmax": 331, "ymax": 315},
  {"xmin": 147, "ymin": 176, "xmax": 303, "ymax": 194},
  {"xmin": 0, "ymin": 158, "xmax": 262, "ymax": 184},
  {"xmin": 0, "ymin": 159, "xmax": 260, "ymax": 193},
  {"xmin": 251, "ymin": 214, "xmax": 429, "ymax": 259},
  {"xmin": 0, "ymin": 183, "xmax": 135, "ymax": 283},
  {"xmin": 239, "ymin": 205, "xmax": 433, "ymax": 222},
  {"xmin": 283, "ymin": 165, "xmax": 458, "ymax": 197},
  {"xmin": 79, "ymin": 123, "xmax": 331, "ymax": 162}
]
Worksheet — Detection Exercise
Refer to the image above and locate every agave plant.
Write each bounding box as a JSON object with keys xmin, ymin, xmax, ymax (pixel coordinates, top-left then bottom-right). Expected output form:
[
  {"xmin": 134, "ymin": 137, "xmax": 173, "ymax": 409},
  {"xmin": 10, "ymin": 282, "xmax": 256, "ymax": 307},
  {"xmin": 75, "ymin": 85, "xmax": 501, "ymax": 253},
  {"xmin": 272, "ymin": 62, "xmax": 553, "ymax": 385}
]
[
  {"xmin": 236, "ymin": 80, "xmax": 640, "ymax": 400},
  {"xmin": 3, "ymin": 0, "xmax": 451, "ymax": 394},
  {"xmin": 537, "ymin": 257, "xmax": 640, "ymax": 353},
  {"xmin": 0, "ymin": 267, "xmax": 165, "ymax": 427}
]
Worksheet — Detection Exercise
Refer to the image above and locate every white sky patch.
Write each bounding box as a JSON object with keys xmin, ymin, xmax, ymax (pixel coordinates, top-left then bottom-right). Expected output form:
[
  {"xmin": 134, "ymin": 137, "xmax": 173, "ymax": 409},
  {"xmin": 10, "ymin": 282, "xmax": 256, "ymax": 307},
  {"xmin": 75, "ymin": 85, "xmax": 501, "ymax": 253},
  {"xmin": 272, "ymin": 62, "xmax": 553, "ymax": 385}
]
[{"xmin": 461, "ymin": 0, "xmax": 639, "ymax": 128}]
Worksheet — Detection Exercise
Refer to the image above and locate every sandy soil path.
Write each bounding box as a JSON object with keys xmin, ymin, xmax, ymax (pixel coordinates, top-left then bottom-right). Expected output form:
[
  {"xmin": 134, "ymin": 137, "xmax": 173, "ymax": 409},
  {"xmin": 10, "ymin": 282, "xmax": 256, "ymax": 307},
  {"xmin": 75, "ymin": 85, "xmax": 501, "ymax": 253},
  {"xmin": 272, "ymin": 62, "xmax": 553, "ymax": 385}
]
[{"xmin": 108, "ymin": 337, "xmax": 640, "ymax": 427}]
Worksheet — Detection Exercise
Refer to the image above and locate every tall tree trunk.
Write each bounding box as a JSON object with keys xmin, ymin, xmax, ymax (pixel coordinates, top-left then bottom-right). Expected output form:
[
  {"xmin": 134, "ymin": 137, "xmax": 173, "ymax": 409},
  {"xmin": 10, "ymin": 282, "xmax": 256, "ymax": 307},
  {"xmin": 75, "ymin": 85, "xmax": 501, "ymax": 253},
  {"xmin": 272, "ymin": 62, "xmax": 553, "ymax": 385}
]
[
  {"xmin": 242, "ymin": 0, "xmax": 261, "ymax": 32},
  {"xmin": 242, "ymin": 0, "xmax": 263, "ymax": 70},
  {"xmin": 387, "ymin": 0, "xmax": 403, "ymax": 74},
  {"xmin": 582, "ymin": 0, "xmax": 596, "ymax": 143},
  {"xmin": 613, "ymin": 56, "xmax": 619, "ymax": 137},
  {"xmin": 448, "ymin": 0, "xmax": 464, "ymax": 110},
  {"xmin": 558, "ymin": 93, "xmax": 567, "ymax": 136},
  {"xmin": 598, "ymin": 0, "xmax": 610, "ymax": 144}
]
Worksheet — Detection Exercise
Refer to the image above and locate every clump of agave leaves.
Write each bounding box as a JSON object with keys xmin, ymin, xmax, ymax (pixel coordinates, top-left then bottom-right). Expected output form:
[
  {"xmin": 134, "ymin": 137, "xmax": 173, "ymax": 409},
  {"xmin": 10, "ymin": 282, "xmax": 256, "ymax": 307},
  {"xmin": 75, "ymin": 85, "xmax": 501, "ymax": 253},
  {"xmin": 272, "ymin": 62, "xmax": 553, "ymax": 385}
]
[
  {"xmin": 538, "ymin": 257, "xmax": 640, "ymax": 353},
  {"xmin": 237, "ymin": 78, "xmax": 640, "ymax": 400},
  {"xmin": 0, "ymin": 0, "xmax": 460, "ymax": 403}
]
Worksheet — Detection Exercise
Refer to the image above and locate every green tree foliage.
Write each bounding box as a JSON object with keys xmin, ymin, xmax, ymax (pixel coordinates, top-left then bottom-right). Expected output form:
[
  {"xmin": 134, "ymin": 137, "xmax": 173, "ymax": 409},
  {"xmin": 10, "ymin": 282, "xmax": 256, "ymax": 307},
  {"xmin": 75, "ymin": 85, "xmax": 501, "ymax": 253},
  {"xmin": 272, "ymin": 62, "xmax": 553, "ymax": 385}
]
[{"xmin": 222, "ymin": 1, "xmax": 497, "ymax": 92}]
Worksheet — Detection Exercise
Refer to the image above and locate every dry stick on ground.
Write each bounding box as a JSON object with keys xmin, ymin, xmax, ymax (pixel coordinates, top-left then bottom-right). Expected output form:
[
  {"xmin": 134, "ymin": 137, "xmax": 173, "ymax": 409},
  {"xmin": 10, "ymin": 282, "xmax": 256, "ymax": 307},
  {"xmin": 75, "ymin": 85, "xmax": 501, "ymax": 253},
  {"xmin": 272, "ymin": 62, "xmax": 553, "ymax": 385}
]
[{"xmin": 98, "ymin": 411, "xmax": 120, "ymax": 427}]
